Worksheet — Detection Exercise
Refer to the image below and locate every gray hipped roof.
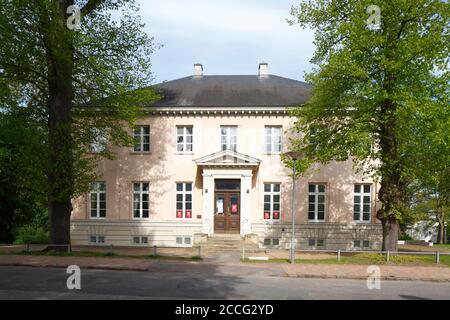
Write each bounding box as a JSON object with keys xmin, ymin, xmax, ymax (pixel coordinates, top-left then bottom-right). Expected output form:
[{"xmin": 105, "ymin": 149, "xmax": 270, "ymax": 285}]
[{"xmin": 152, "ymin": 75, "xmax": 311, "ymax": 108}]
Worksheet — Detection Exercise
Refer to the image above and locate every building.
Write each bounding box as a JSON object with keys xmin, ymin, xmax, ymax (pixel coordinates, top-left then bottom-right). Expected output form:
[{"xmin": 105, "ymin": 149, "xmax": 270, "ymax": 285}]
[{"xmin": 71, "ymin": 63, "xmax": 383, "ymax": 250}]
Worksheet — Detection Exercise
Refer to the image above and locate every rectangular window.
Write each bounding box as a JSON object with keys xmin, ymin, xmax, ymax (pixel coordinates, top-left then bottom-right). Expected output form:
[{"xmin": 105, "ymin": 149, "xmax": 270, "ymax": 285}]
[
  {"xmin": 354, "ymin": 184, "xmax": 371, "ymax": 222},
  {"xmin": 220, "ymin": 126, "xmax": 237, "ymax": 151},
  {"xmin": 176, "ymin": 126, "xmax": 193, "ymax": 152},
  {"xmin": 308, "ymin": 239, "xmax": 324, "ymax": 248},
  {"xmin": 353, "ymin": 240, "xmax": 361, "ymax": 248},
  {"xmin": 264, "ymin": 126, "xmax": 282, "ymax": 153},
  {"xmin": 90, "ymin": 182, "xmax": 106, "ymax": 219},
  {"xmin": 263, "ymin": 183, "xmax": 281, "ymax": 220},
  {"xmin": 175, "ymin": 236, "xmax": 192, "ymax": 247},
  {"xmin": 308, "ymin": 184, "xmax": 326, "ymax": 221},
  {"xmin": 176, "ymin": 182, "xmax": 193, "ymax": 218},
  {"xmin": 132, "ymin": 236, "xmax": 148, "ymax": 245},
  {"xmin": 133, "ymin": 125, "xmax": 150, "ymax": 152},
  {"xmin": 133, "ymin": 182, "xmax": 150, "ymax": 218},
  {"xmin": 90, "ymin": 235, "xmax": 105, "ymax": 244},
  {"xmin": 263, "ymin": 238, "xmax": 280, "ymax": 246}
]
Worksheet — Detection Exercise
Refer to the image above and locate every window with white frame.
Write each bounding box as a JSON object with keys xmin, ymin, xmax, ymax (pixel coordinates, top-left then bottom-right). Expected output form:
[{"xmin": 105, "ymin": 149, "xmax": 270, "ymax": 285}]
[
  {"xmin": 89, "ymin": 128, "xmax": 107, "ymax": 153},
  {"xmin": 354, "ymin": 184, "xmax": 371, "ymax": 222},
  {"xmin": 176, "ymin": 126, "xmax": 193, "ymax": 152},
  {"xmin": 264, "ymin": 126, "xmax": 282, "ymax": 153},
  {"xmin": 220, "ymin": 126, "xmax": 237, "ymax": 151},
  {"xmin": 133, "ymin": 125, "xmax": 150, "ymax": 152},
  {"xmin": 263, "ymin": 183, "xmax": 281, "ymax": 220},
  {"xmin": 90, "ymin": 235, "xmax": 105, "ymax": 244},
  {"xmin": 176, "ymin": 182, "xmax": 192, "ymax": 218},
  {"xmin": 90, "ymin": 182, "xmax": 106, "ymax": 218},
  {"xmin": 133, "ymin": 236, "xmax": 148, "ymax": 245},
  {"xmin": 308, "ymin": 184, "xmax": 326, "ymax": 221},
  {"xmin": 133, "ymin": 182, "xmax": 149, "ymax": 218}
]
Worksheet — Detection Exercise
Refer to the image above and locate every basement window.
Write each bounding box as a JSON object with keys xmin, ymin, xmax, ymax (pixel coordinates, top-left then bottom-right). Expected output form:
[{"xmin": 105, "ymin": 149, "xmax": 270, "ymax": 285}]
[
  {"xmin": 176, "ymin": 236, "xmax": 192, "ymax": 247},
  {"xmin": 90, "ymin": 235, "xmax": 105, "ymax": 244},
  {"xmin": 354, "ymin": 240, "xmax": 370, "ymax": 249},
  {"xmin": 133, "ymin": 236, "xmax": 148, "ymax": 245},
  {"xmin": 353, "ymin": 240, "xmax": 362, "ymax": 248},
  {"xmin": 308, "ymin": 239, "xmax": 324, "ymax": 248},
  {"xmin": 263, "ymin": 238, "xmax": 280, "ymax": 247}
]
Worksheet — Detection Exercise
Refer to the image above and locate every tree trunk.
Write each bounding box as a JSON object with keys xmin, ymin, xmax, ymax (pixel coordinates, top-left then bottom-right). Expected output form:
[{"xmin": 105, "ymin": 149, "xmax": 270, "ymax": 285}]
[
  {"xmin": 45, "ymin": 0, "xmax": 75, "ymax": 251},
  {"xmin": 437, "ymin": 219, "xmax": 444, "ymax": 244},
  {"xmin": 376, "ymin": 70, "xmax": 403, "ymax": 252},
  {"xmin": 381, "ymin": 216, "xmax": 399, "ymax": 252}
]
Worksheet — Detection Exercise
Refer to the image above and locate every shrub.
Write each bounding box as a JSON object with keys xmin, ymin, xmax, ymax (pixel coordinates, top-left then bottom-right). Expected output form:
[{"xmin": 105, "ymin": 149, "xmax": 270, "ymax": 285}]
[
  {"xmin": 14, "ymin": 224, "xmax": 49, "ymax": 244},
  {"xmin": 399, "ymin": 233, "xmax": 414, "ymax": 241}
]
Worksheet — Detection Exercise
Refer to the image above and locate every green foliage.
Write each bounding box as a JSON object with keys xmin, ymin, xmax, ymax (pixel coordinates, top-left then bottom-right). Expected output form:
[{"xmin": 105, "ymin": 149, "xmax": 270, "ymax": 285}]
[
  {"xmin": 398, "ymin": 233, "xmax": 413, "ymax": 241},
  {"xmin": 14, "ymin": 225, "xmax": 49, "ymax": 244},
  {"xmin": 287, "ymin": 0, "xmax": 449, "ymax": 236},
  {"xmin": 0, "ymin": 0, "xmax": 159, "ymax": 200},
  {"xmin": 288, "ymin": 0, "xmax": 448, "ymax": 174},
  {"xmin": 0, "ymin": 0, "xmax": 159, "ymax": 243},
  {"xmin": 0, "ymin": 106, "xmax": 47, "ymax": 243}
]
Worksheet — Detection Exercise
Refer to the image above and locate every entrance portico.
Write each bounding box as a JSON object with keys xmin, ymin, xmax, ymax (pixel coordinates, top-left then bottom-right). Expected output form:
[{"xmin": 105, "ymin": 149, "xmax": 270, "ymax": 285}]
[{"xmin": 194, "ymin": 150, "xmax": 260, "ymax": 237}]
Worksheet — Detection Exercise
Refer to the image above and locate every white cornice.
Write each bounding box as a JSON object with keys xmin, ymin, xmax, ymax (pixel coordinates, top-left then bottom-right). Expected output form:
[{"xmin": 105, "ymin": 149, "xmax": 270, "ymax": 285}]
[{"xmin": 145, "ymin": 106, "xmax": 297, "ymax": 116}]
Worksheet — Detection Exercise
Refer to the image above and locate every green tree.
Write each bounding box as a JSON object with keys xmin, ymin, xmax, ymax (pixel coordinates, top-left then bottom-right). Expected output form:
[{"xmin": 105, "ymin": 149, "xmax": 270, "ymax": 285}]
[
  {"xmin": 0, "ymin": 0, "xmax": 158, "ymax": 249},
  {"xmin": 402, "ymin": 88, "xmax": 449, "ymax": 243},
  {"xmin": 0, "ymin": 105, "xmax": 47, "ymax": 243},
  {"xmin": 288, "ymin": 0, "xmax": 449, "ymax": 250}
]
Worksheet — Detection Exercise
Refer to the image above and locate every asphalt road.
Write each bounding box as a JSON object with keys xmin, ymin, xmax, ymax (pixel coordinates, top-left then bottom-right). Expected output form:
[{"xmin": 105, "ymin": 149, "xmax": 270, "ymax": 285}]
[{"xmin": 0, "ymin": 266, "xmax": 449, "ymax": 300}]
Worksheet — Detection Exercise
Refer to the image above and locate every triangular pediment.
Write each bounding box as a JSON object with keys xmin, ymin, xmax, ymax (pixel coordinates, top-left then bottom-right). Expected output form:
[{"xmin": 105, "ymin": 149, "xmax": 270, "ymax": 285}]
[{"xmin": 194, "ymin": 150, "xmax": 261, "ymax": 166}]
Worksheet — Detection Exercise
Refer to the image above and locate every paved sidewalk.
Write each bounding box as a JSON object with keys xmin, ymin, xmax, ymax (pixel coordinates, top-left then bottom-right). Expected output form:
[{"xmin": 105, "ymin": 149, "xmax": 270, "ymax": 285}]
[
  {"xmin": 282, "ymin": 264, "xmax": 450, "ymax": 282},
  {"xmin": 0, "ymin": 254, "xmax": 449, "ymax": 282}
]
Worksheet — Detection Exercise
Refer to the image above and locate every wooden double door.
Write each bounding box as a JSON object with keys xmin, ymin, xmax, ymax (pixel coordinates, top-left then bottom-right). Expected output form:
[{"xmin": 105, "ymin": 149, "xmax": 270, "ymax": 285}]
[{"xmin": 214, "ymin": 192, "xmax": 240, "ymax": 233}]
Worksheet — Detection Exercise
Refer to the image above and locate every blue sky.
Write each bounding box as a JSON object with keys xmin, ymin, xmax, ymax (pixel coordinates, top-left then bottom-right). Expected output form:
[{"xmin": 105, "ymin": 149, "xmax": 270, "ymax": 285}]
[{"xmin": 137, "ymin": 0, "xmax": 315, "ymax": 84}]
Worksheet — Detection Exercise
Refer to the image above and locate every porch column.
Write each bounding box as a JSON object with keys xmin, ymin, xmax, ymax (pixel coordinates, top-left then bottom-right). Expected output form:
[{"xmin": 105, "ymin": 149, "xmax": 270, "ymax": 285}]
[
  {"xmin": 240, "ymin": 173, "xmax": 252, "ymax": 236},
  {"xmin": 202, "ymin": 173, "xmax": 214, "ymax": 236}
]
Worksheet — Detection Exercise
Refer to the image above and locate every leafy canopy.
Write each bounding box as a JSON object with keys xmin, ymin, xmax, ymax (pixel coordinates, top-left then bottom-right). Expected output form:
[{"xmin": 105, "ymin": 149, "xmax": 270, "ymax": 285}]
[{"xmin": 287, "ymin": 0, "xmax": 449, "ymax": 180}]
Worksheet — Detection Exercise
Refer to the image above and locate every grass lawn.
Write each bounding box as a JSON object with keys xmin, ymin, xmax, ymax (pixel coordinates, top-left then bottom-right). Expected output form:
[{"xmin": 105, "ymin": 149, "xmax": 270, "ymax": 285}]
[
  {"xmin": 242, "ymin": 253, "xmax": 450, "ymax": 267},
  {"xmin": 434, "ymin": 244, "xmax": 450, "ymax": 250},
  {"xmin": 0, "ymin": 250, "xmax": 201, "ymax": 261}
]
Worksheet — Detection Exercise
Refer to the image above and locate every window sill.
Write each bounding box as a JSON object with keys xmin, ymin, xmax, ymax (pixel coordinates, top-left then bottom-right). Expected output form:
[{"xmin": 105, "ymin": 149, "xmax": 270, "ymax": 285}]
[
  {"xmin": 262, "ymin": 153, "xmax": 282, "ymax": 156},
  {"xmin": 308, "ymin": 220, "xmax": 325, "ymax": 223},
  {"xmin": 354, "ymin": 220, "xmax": 371, "ymax": 224},
  {"xmin": 174, "ymin": 152, "xmax": 195, "ymax": 155},
  {"xmin": 130, "ymin": 151, "xmax": 152, "ymax": 155},
  {"xmin": 90, "ymin": 217, "xmax": 106, "ymax": 220}
]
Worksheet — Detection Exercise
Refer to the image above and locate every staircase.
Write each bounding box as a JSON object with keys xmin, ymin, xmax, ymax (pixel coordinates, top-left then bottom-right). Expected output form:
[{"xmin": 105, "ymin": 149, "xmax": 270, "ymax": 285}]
[{"xmin": 200, "ymin": 234, "xmax": 258, "ymax": 253}]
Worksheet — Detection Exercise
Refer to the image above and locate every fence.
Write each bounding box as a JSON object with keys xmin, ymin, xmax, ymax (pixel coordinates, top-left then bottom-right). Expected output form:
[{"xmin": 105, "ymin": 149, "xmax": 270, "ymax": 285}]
[
  {"xmin": 0, "ymin": 243, "xmax": 202, "ymax": 259},
  {"xmin": 241, "ymin": 247, "xmax": 450, "ymax": 265}
]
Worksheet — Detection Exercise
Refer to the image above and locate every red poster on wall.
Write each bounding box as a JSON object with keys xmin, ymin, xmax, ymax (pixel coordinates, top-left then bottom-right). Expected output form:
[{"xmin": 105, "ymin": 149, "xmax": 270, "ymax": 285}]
[
  {"xmin": 176, "ymin": 210, "xmax": 183, "ymax": 218},
  {"xmin": 231, "ymin": 204, "xmax": 238, "ymax": 213},
  {"xmin": 185, "ymin": 210, "xmax": 192, "ymax": 218},
  {"xmin": 264, "ymin": 212, "xmax": 270, "ymax": 219},
  {"xmin": 273, "ymin": 211, "xmax": 280, "ymax": 220}
]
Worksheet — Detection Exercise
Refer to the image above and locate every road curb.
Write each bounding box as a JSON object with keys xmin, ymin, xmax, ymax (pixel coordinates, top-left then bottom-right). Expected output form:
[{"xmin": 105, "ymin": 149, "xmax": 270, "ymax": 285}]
[{"xmin": 283, "ymin": 273, "xmax": 450, "ymax": 282}]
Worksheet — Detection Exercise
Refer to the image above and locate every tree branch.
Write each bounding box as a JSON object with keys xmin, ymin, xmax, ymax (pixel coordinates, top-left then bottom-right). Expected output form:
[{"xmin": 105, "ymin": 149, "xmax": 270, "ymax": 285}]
[{"xmin": 80, "ymin": 0, "xmax": 107, "ymax": 17}]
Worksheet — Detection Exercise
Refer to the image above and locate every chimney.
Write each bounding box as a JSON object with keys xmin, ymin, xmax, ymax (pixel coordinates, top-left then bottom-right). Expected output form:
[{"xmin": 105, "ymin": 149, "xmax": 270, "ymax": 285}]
[
  {"xmin": 193, "ymin": 63, "xmax": 203, "ymax": 77},
  {"xmin": 258, "ymin": 62, "xmax": 268, "ymax": 77}
]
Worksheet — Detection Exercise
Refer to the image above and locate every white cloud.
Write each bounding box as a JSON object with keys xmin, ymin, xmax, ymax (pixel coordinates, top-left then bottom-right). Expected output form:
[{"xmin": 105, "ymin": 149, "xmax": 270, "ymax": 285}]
[{"xmin": 137, "ymin": 0, "xmax": 315, "ymax": 82}]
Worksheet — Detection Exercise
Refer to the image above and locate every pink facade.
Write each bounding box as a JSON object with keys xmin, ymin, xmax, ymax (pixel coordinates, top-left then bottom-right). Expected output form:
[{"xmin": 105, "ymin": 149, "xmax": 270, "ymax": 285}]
[{"xmin": 71, "ymin": 64, "xmax": 382, "ymax": 249}]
